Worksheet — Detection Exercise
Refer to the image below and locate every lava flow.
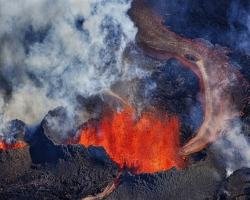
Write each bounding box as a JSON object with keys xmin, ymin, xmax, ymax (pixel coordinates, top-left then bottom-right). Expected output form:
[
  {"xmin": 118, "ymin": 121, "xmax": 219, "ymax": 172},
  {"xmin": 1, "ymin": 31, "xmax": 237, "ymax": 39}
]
[
  {"xmin": 0, "ymin": 140, "xmax": 26, "ymax": 150},
  {"xmin": 70, "ymin": 106, "xmax": 187, "ymax": 174},
  {"xmin": 129, "ymin": 2, "xmax": 249, "ymax": 156}
]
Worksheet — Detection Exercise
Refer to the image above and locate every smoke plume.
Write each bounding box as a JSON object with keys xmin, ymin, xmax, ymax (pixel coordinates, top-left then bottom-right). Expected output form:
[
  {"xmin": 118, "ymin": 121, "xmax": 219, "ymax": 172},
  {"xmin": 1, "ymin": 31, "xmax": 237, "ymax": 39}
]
[{"xmin": 0, "ymin": 0, "xmax": 143, "ymax": 138}]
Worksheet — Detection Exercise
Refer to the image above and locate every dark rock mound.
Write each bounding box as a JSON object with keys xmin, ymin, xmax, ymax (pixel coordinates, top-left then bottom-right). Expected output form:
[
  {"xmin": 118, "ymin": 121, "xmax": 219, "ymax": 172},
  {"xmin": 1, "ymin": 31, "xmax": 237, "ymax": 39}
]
[
  {"xmin": 0, "ymin": 115, "xmax": 118, "ymax": 200},
  {"xmin": 217, "ymin": 168, "xmax": 250, "ymax": 199}
]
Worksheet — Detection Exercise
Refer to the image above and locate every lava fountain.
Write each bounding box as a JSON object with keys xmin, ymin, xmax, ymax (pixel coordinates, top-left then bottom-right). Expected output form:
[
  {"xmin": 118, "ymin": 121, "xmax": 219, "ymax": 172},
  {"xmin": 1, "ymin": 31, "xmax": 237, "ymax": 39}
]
[{"xmin": 70, "ymin": 105, "xmax": 187, "ymax": 174}]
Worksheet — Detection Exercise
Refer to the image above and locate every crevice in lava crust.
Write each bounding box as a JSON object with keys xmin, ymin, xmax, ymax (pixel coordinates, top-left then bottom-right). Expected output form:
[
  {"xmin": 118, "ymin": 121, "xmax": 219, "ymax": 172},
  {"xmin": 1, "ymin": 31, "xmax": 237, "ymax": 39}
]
[
  {"xmin": 129, "ymin": 2, "xmax": 249, "ymax": 155},
  {"xmin": 82, "ymin": 172, "xmax": 121, "ymax": 200}
]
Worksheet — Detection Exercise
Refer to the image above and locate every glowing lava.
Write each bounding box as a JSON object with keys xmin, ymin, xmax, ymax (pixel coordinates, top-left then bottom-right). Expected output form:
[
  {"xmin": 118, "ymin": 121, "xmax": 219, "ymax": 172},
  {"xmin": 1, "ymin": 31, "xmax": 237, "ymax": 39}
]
[
  {"xmin": 0, "ymin": 140, "xmax": 26, "ymax": 150},
  {"xmin": 71, "ymin": 106, "xmax": 187, "ymax": 174}
]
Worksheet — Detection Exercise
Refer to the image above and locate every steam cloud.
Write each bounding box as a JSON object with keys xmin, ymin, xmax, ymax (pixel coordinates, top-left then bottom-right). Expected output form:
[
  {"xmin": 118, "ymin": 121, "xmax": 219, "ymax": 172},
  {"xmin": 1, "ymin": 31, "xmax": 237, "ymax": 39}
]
[
  {"xmin": 0, "ymin": 0, "xmax": 142, "ymax": 137},
  {"xmin": 210, "ymin": 119, "xmax": 250, "ymax": 176},
  {"xmin": 208, "ymin": 0, "xmax": 250, "ymax": 176}
]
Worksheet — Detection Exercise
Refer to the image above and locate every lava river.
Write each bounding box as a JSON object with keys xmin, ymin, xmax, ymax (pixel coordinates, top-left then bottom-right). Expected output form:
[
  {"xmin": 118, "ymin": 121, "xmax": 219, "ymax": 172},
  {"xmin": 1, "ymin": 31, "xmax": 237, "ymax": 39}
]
[{"xmin": 70, "ymin": 106, "xmax": 187, "ymax": 174}]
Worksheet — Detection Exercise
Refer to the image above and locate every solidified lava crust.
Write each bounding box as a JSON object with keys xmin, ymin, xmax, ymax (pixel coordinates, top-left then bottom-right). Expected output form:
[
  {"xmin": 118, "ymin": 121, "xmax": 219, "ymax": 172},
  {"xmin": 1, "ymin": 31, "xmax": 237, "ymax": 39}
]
[{"xmin": 106, "ymin": 153, "xmax": 226, "ymax": 200}]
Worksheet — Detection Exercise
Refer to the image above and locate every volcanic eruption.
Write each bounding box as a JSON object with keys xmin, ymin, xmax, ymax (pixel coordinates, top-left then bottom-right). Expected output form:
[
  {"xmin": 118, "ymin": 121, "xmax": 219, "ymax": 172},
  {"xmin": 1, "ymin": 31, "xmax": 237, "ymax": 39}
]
[
  {"xmin": 2, "ymin": 0, "xmax": 250, "ymax": 199},
  {"xmin": 73, "ymin": 1, "xmax": 250, "ymax": 198}
]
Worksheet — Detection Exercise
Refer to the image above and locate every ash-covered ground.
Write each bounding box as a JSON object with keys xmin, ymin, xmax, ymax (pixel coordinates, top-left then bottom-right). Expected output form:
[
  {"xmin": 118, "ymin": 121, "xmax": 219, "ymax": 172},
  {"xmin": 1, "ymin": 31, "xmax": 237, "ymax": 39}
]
[{"xmin": 1, "ymin": 0, "xmax": 250, "ymax": 199}]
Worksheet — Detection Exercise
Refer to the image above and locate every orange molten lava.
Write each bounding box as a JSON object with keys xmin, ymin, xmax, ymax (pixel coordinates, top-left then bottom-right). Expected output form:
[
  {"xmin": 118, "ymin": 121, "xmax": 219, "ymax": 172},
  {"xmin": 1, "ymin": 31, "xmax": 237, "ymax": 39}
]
[
  {"xmin": 72, "ymin": 106, "xmax": 187, "ymax": 174},
  {"xmin": 0, "ymin": 140, "xmax": 26, "ymax": 150}
]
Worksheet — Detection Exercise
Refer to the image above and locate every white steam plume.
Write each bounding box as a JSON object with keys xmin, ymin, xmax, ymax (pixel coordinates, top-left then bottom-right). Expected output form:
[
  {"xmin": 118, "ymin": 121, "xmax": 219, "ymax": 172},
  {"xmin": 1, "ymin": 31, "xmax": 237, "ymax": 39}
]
[
  {"xmin": 209, "ymin": 118, "xmax": 250, "ymax": 176},
  {"xmin": 0, "ymin": 0, "xmax": 140, "ymax": 134}
]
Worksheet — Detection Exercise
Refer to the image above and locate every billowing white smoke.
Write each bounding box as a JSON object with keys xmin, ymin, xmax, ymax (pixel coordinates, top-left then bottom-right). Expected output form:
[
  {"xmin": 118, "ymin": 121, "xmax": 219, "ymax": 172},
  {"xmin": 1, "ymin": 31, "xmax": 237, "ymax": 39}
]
[
  {"xmin": 0, "ymin": 0, "xmax": 139, "ymax": 133},
  {"xmin": 209, "ymin": 118, "xmax": 250, "ymax": 176}
]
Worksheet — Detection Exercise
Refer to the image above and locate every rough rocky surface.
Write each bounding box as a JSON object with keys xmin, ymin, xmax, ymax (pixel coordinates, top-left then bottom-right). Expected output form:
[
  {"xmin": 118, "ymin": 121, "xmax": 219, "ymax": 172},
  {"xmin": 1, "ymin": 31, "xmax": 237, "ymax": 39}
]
[
  {"xmin": 106, "ymin": 151, "xmax": 225, "ymax": 200},
  {"xmin": 217, "ymin": 168, "xmax": 250, "ymax": 199},
  {"xmin": 0, "ymin": 117, "xmax": 118, "ymax": 200}
]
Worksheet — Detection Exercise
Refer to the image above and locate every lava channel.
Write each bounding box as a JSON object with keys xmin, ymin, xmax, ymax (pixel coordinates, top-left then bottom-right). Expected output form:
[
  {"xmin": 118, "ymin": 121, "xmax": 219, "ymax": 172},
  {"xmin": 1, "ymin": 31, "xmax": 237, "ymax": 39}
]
[
  {"xmin": 70, "ymin": 105, "xmax": 187, "ymax": 174},
  {"xmin": 129, "ymin": 2, "xmax": 249, "ymax": 156}
]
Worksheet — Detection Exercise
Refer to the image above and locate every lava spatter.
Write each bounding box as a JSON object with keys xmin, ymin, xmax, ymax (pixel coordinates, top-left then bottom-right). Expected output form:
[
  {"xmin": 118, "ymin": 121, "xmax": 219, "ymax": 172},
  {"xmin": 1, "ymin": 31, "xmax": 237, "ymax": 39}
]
[{"xmin": 0, "ymin": 140, "xmax": 26, "ymax": 150}]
